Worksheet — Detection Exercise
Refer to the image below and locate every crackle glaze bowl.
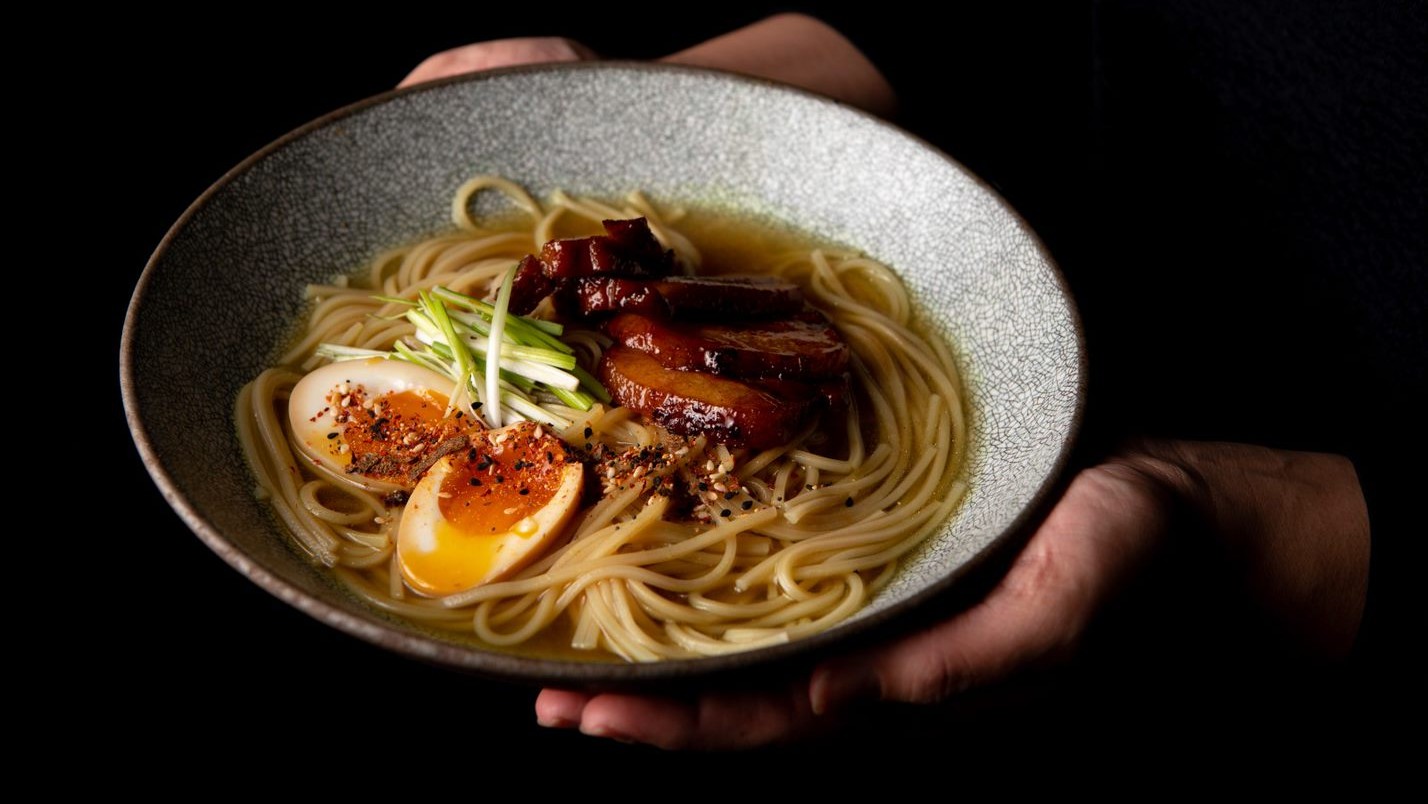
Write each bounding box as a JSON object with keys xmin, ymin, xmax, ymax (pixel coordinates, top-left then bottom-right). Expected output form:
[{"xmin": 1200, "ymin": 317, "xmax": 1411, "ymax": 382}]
[{"xmin": 121, "ymin": 63, "xmax": 1083, "ymax": 685}]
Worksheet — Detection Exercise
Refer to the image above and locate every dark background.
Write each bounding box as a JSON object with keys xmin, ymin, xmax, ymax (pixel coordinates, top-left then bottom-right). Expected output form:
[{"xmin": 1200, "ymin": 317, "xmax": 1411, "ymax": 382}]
[{"xmin": 102, "ymin": 2, "xmax": 1421, "ymax": 773}]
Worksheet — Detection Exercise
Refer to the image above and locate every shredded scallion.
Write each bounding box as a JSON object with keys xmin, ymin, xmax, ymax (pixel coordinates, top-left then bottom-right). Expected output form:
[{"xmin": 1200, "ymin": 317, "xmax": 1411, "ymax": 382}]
[{"xmin": 316, "ymin": 273, "xmax": 603, "ymax": 431}]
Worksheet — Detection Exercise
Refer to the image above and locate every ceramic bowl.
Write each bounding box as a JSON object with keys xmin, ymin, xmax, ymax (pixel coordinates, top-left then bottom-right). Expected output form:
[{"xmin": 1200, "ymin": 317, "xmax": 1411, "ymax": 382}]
[{"xmin": 122, "ymin": 63, "xmax": 1083, "ymax": 685}]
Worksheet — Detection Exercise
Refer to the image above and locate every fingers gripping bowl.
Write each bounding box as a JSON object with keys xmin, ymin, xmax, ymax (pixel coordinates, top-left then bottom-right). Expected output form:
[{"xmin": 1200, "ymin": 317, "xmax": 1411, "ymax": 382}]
[{"xmin": 121, "ymin": 64, "xmax": 1083, "ymax": 684}]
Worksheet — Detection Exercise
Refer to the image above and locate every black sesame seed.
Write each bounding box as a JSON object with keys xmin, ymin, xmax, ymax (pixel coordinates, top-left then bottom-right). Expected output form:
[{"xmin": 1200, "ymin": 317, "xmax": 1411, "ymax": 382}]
[
  {"xmin": 720, "ymin": 509, "xmax": 732, "ymax": 517},
  {"xmin": 741, "ymin": 500, "xmax": 753, "ymax": 510},
  {"xmin": 844, "ymin": 496, "xmax": 854, "ymax": 507},
  {"xmin": 584, "ymin": 427, "xmax": 593, "ymax": 438},
  {"xmin": 326, "ymin": 432, "xmax": 339, "ymax": 440},
  {"xmin": 519, "ymin": 488, "xmax": 529, "ymax": 496},
  {"xmin": 472, "ymin": 401, "xmax": 483, "ymax": 410},
  {"xmin": 468, "ymin": 478, "xmax": 482, "ymax": 486},
  {"xmin": 723, "ymin": 491, "xmax": 736, "ymax": 500}
]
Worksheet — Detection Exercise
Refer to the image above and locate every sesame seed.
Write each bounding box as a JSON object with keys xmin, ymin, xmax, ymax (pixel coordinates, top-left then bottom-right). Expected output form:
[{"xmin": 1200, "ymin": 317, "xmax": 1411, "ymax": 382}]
[{"xmin": 742, "ymin": 500, "xmax": 753, "ymax": 510}]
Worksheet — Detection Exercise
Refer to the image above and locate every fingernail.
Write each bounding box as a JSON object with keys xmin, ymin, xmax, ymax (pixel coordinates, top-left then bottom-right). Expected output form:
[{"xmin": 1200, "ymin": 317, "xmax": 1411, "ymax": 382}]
[
  {"xmin": 537, "ymin": 712, "xmax": 576, "ymax": 729},
  {"xmin": 580, "ymin": 722, "xmax": 635, "ymax": 744}
]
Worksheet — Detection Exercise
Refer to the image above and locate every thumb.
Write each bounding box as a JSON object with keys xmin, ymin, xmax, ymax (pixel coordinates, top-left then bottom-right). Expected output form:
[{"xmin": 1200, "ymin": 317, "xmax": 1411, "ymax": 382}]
[
  {"xmin": 811, "ymin": 588, "xmax": 1056, "ymax": 714},
  {"xmin": 809, "ymin": 462, "xmax": 1175, "ymax": 715}
]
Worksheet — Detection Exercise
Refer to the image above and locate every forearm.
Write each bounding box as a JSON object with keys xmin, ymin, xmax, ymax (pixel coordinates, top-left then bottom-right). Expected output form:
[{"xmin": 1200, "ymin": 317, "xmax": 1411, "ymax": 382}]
[{"xmin": 1126, "ymin": 440, "xmax": 1370, "ymax": 659}]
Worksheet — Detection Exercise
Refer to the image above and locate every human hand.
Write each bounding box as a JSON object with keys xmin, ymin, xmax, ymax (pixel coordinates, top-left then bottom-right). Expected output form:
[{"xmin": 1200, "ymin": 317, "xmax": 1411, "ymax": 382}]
[
  {"xmin": 534, "ymin": 452, "xmax": 1186, "ymax": 749},
  {"xmin": 534, "ymin": 442, "xmax": 1368, "ymax": 750}
]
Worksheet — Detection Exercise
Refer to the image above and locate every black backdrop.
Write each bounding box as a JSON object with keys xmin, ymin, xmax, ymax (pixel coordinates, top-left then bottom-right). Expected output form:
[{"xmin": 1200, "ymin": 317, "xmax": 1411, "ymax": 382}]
[{"xmin": 102, "ymin": 3, "xmax": 1422, "ymax": 774}]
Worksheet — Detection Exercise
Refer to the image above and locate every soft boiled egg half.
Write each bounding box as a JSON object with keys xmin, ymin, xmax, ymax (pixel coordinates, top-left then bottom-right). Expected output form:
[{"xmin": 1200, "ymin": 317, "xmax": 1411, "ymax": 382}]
[
  {"xmin": 398, "ymin": 421, "xmax": 584, "ymax": 596},
  {"xmin": 289, "ymin": 360, "xmax": 584, "ymax": 596},
  {"xmin": 287, "ymin": 358, "xmax": 470, "ymax": 492}
]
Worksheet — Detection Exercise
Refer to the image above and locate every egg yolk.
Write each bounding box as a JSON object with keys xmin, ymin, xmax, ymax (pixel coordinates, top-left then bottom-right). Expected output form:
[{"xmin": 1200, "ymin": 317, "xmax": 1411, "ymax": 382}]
[
  {"xmin": 397, "ymin": 422, "xmax": 584, "ymax": 597},
  {"xmin": 438, "ymin": 428, "xmax": 570, "ymax": 534},
  {"xmin": 311, "ymin": 385, "xmax": 471, "ymax": 487}
]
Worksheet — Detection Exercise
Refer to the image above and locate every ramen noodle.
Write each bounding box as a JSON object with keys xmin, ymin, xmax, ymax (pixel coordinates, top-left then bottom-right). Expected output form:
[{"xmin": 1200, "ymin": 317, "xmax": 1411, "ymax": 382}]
[{"xmin": 236, "ymin": 175, "xmax": 968, "ymax": 661}]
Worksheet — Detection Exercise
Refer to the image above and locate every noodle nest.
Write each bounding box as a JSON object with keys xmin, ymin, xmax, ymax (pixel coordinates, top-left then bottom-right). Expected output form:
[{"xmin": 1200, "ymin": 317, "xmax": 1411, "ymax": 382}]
[{"xmin": 236, "ymin": 176, "xmax": 968, "ymax": 661}]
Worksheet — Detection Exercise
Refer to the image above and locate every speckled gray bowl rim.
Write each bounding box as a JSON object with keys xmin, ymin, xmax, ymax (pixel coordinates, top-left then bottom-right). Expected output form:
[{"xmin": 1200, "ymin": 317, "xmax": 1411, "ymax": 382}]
[{"xmin": 122, "ymin": 62, "xmax": 1085, "ymax": 687}]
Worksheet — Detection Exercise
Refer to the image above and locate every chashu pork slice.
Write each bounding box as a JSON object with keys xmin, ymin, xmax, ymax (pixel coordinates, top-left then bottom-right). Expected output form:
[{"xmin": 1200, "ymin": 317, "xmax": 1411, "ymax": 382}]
[
  {"xmin": 603, "ymin": 310, "xmax": 849, "ymax": 380},
  {"xmin": 562, "ymin": 275, "xmax": 805, "ymax": 320},
  {"xmin": 598, "ymin": 347, "xmax": 817, "ymax": 450}
]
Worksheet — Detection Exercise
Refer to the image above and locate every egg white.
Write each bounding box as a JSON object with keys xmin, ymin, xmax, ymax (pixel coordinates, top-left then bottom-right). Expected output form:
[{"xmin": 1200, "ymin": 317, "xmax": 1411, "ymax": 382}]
[
  {"xmin": 287, "ymin": 358, "xmax": 457, "ymax": 491},
  {"xmin": 397, "ymin": 452, "xmax": 584, "ymax": 597}
]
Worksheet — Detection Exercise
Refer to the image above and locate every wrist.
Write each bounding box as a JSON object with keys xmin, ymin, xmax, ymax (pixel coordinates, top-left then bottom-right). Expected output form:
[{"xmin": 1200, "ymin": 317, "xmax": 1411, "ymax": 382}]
[{"xmin": 1112, "ymin": 439, "xmax": 1369, "ymax": 659}]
